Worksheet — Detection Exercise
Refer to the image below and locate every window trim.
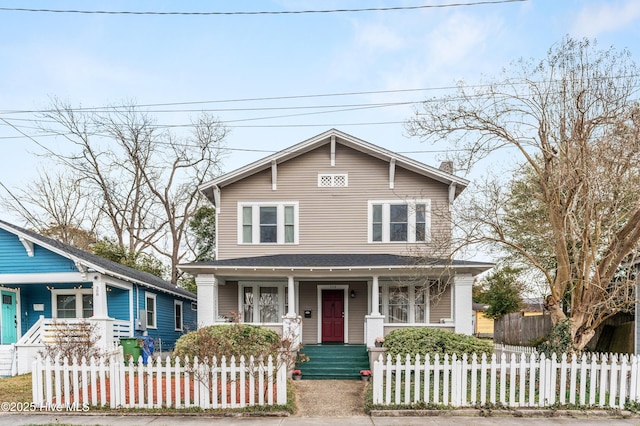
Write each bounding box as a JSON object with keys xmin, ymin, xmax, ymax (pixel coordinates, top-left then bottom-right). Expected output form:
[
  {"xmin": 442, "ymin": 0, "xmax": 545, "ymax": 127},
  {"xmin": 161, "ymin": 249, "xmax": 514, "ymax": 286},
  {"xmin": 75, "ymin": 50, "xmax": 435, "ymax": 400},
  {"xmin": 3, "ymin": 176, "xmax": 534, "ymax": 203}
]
[
  {"xmin": 367, "ymin": 200, "xmax": 431, "ymax": 243},
  {"xmin": 237, "ymin": 281, "xmax": 290, "ymax": 325},
  {"xmin": 174, "ymin": 300, "xmax": 183, "ymax": 331},
  {"xmin": 51, "ymin": 289, "xmax": 93, "ymax": 319},
  {"xmin": 237, "ymin": 202, "xmax": 299, "ymax": 245},
  {"xmin": 145, "ymin": 292, "xmax": 157, "ymax": 329}
]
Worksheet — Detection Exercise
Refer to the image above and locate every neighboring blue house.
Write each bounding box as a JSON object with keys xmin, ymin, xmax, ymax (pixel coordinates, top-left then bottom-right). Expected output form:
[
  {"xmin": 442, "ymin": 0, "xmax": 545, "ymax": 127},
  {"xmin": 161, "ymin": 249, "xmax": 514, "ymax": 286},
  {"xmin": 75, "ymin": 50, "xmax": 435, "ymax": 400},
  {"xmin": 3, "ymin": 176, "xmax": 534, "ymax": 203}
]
[{"xmin": 0, "ymin": 219, "xmax": 197, "ymax": 375}]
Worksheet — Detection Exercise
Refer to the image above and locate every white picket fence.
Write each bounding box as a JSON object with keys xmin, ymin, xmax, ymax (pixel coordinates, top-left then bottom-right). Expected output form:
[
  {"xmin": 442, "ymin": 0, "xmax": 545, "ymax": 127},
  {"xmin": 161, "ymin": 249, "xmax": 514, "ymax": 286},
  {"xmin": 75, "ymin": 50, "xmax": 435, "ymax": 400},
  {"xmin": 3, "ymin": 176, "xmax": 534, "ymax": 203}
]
[
  {"xmin": 373, "ymin": 352, "xmax": 640, "ymax": 408},
  {"xmin": 32, "ymin": 351, "xmax": 287, "ymax": 409}
]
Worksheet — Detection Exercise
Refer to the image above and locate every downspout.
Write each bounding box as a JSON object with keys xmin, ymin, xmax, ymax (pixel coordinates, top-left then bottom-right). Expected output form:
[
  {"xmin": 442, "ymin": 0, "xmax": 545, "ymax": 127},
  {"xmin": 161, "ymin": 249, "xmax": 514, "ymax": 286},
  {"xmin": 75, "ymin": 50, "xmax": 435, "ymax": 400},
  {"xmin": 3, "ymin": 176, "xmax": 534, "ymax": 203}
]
[{"xmin": 213, "ymin": 185, "xmax": 221, "ymax": 260}]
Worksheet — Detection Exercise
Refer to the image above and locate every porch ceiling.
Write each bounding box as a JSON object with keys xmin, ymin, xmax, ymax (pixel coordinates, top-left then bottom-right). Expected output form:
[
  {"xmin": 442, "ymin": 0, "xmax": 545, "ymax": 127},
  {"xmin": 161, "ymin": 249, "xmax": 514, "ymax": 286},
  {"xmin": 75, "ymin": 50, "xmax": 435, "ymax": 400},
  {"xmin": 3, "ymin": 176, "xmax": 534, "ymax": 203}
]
[{"xmin": 179, "ymin": 253, "xmax": 493, "ymax": 278}]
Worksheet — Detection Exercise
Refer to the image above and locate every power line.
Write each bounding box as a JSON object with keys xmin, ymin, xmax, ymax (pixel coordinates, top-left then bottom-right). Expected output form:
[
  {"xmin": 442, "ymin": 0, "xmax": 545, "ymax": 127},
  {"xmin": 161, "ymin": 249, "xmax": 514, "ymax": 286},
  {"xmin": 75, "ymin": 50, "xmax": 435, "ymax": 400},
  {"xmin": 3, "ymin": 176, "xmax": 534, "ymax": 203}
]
[
  {"xmin": 2, "ymin": 73, "xmax": 638, "ymax": 116},
  {"xmin": 0, "ymin": 1, "xmax": 527, "ymax": 16}
]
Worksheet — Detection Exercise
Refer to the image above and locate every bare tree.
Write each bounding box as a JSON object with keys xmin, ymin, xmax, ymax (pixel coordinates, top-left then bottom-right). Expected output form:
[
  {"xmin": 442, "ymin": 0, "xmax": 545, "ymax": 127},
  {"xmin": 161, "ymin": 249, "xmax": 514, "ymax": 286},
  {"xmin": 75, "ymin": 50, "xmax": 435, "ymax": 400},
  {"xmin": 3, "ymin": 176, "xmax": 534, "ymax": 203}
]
[
  {"xmin": 21, "ymin": 99, "xmax": 227, "ymax": 283},
  {"xmin": 407, "ymin": 37, "xmax": 640, "ymax": 350},
  {"xmin": 0, "ymin": 170, "xmax": 99, "ymax": 249}
]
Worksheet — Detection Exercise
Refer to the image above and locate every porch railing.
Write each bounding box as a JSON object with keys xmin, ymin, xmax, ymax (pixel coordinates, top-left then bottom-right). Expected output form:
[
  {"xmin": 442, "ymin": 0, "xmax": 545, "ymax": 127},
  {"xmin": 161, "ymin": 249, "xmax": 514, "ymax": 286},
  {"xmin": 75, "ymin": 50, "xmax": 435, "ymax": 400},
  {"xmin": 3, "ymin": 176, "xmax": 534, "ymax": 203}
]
[
  {"xmin": 112, "ymin": 320, "xmax": 132, "ymax": 340},
  {"xmin": 18, "ymin": 317, "xmax": 132, "ymax": 346},
  {"xmin": 16, "ymin": 315, "xmax": 47, "ymax": 345}
]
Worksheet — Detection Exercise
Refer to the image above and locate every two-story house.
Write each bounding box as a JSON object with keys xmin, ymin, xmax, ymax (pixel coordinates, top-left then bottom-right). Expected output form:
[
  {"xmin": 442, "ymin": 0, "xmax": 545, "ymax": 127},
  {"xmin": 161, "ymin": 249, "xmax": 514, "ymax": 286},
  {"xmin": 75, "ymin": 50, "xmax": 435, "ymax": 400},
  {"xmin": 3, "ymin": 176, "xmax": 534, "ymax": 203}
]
[{"xmin": 180, "ymin": 129, "xmax": 492, "ymax": 350}]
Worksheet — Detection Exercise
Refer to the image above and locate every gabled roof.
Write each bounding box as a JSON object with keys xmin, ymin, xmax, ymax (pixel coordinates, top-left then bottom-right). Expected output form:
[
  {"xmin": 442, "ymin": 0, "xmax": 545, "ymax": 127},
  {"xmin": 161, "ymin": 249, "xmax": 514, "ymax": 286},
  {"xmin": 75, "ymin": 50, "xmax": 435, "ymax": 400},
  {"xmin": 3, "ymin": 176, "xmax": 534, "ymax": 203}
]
[
  {"xmin": 200, "ymin": 129, "xmax": 469, "ymax": 205},
  {"xmin": 180, "ymin": 253, "xmax": 493, "ymax": 277},
  {"xmin": 0, "ymin": 220, "xmax": 196, "ymax": 301}
]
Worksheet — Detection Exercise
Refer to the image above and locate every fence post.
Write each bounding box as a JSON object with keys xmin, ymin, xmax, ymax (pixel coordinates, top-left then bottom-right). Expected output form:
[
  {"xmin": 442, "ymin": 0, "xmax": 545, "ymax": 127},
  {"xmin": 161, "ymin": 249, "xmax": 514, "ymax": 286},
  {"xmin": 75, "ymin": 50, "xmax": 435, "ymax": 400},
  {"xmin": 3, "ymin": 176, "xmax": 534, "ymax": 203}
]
[
  {"xmin": 372, "ymin": 355, "xmax": 382, "ymax": 404},
  {"xmin": 31, "ymin": 355, "xmax": 43, "ymax": 405},
  {"xmin": 276, "ymin": 354, "xmax": 287, "ymax": 405}
]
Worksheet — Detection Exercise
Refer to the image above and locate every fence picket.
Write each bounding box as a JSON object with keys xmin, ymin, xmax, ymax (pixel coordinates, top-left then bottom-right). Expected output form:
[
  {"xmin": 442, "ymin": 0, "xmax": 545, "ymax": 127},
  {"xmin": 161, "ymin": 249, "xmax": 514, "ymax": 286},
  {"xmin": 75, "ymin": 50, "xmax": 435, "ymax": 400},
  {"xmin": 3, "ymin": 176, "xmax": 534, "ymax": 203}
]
[
  {"xmin": 423, "ymin": 354, "xmax": 430, "ymax": 404},
  {"xmin": 470, "ymin": 354, "xmax": 477, "ymax": 405},
  {"xmin": 413, "ymin": 354, "xmax": 421, "ymax": 404}
]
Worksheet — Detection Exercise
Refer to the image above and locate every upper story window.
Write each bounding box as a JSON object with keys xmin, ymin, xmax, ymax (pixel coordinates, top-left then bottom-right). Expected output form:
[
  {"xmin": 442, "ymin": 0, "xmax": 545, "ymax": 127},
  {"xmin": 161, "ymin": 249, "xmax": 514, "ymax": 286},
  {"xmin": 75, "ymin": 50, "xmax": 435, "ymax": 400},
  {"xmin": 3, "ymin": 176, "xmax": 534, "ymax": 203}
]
[
  {"xmin": 238, "ymin": 202, "xmax": 299, "ymax": 244},
  {"xmin": 318, "ymin": 174, "xmax": 348, "ymax": 187},
  {"xmin": 368, "ymin": 200, "xmax": 430, "ymax": 243}
]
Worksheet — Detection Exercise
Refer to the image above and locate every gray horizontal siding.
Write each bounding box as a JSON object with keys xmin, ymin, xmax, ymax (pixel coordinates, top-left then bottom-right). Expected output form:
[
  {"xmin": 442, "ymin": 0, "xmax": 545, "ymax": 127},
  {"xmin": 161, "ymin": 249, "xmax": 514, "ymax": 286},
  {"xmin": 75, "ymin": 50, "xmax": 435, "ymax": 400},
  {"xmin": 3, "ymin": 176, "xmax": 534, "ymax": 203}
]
[{"xmin": 217, "ymin": 141, "xmax": 450, "ymax": 259}]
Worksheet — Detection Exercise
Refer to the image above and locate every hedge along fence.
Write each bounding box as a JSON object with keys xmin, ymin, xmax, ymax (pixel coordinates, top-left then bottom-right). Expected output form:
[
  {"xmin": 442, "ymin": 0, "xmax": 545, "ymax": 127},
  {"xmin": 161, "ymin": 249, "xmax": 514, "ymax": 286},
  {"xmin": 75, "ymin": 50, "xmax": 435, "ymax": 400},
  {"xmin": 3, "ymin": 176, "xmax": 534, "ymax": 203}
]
[
  {"xmin": 372, "ymin": 352, "xmax": 640, "ymax": 409},
  {"xmin": 32, "ymin": 351, "xmax": 287, "ymax": 409}
]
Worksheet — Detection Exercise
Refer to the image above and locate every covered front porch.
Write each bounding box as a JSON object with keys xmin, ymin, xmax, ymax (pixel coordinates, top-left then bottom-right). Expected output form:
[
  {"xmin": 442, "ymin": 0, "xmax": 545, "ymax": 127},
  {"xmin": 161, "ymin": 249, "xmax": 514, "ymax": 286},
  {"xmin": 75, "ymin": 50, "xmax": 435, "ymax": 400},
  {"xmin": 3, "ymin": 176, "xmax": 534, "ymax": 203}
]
[
  {"xmin": 0, "ymin": 275, "xmax": 134, "ymax": 376},
  {"xmin": 186, "ymin": 254, "xmax": 492, "ymax": 348}
]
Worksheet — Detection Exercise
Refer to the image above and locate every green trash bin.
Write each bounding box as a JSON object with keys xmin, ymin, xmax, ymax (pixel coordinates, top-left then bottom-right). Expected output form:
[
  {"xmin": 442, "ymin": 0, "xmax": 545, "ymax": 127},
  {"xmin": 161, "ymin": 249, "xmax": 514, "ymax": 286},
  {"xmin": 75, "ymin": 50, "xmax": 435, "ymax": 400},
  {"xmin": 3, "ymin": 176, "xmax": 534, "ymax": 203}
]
[{"xmin": 120, "ymin": 338, "xmax": 142, "ymax": 364}]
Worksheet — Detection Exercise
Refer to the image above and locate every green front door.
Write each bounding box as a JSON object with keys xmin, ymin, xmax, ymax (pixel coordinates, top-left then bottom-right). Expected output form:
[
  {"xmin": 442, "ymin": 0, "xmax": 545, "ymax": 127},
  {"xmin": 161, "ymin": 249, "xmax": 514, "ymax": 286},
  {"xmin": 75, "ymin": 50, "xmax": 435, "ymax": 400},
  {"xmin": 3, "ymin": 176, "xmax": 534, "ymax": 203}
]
[{"xmin": 1, "ymin": 291, "xmax": 17, "ymax": 344}]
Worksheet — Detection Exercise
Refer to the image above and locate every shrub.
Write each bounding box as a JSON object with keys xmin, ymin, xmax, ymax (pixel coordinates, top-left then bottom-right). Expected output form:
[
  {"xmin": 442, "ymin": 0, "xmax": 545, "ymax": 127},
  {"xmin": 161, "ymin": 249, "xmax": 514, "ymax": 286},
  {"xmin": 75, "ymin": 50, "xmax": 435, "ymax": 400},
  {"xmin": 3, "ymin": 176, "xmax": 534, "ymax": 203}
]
[
  {"xmin": 537, "ymin": 318, "xmax": 573, "ymax": 358},
  {"xmin": 383, "ymin": 327, "xmax": 493, "ymax": 359},
  {"xmin": 173, "ymin": 324, "xmax": 281, "ymax": 362}
]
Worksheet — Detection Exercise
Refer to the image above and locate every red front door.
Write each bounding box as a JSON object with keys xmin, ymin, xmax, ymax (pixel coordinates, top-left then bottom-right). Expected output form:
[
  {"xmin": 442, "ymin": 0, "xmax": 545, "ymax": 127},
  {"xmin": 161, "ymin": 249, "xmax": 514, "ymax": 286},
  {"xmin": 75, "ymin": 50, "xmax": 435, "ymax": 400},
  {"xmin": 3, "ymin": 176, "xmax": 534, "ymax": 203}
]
[{"xmin": 321, "ymin": 290, "xmax": 344, "ymax": 343}]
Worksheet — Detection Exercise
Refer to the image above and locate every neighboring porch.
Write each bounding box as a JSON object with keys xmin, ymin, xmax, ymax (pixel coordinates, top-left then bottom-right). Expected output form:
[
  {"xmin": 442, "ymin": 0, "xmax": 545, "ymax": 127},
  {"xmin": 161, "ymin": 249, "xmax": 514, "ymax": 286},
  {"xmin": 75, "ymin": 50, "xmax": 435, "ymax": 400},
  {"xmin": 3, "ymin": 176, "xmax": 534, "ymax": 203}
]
[
  {"xmin": 2, "ymin": 316, "xmax": 131, "ymax": 376},
  {"xmin": 0, "ymin": 279, "xmax": 133, "ymax": 376}
]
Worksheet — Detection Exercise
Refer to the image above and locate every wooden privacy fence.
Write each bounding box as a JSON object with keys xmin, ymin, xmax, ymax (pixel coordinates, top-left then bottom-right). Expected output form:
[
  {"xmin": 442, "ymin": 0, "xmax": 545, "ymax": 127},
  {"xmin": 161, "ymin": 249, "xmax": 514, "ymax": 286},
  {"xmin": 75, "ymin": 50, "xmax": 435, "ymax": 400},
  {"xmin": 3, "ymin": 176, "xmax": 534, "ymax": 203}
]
[
  {"xmin": 373, "ymin": 352, "xmax": 640, "ymax": 408},
  {"xmin": 494, "ymin": 312, "xmax": 552, "ymax": 345},
  {"xmin": 32, "ymin": 352, "xmax": 287, "ymax": 409}
]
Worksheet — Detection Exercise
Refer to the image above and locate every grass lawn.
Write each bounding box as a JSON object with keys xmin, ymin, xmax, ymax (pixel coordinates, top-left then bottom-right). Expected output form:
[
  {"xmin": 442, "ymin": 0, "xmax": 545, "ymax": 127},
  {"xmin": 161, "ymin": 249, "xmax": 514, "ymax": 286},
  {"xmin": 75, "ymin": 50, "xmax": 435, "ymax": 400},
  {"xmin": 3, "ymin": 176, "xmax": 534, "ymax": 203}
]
[{"xmin": 0, "ymin": 374, "xmax": 32, "ymax": 402}]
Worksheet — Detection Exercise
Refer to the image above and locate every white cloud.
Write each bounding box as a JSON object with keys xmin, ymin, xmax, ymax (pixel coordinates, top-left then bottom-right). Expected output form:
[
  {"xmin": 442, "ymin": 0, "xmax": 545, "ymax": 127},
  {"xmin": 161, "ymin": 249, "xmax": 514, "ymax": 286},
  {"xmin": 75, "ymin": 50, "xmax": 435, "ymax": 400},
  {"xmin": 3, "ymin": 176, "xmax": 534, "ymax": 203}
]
[{"xmin": 571, "ymin": 0, "xmax": 640, "ymax": 37}]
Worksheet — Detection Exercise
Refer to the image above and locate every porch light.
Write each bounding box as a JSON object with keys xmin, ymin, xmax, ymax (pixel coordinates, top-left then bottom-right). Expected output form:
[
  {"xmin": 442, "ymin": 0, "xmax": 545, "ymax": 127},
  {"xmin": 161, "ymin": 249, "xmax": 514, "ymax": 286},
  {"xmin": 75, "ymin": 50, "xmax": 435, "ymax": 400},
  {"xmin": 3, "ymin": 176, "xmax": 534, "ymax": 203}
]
[{"xmin": 350, "ymin": 290, "xmax": 356, "ymax": 298}]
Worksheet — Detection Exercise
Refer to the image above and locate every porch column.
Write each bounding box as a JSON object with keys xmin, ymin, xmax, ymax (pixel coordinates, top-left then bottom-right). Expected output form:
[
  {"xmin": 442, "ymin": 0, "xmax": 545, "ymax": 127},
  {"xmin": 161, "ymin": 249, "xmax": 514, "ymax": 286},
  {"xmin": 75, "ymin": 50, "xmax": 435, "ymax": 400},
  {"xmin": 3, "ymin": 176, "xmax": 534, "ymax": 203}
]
[
  {"xmin": 91, "ymin": 317, "xmax": 115, "ymax": 349},
  {"xmin": 454, "ymin": 273, "xmax": 474, "ymax": 335},
  {"xmin": 196, "ymin": 274, "xmax": 218, "ymax": 327},
  {"xmin": 91, "ymin": 274, "xmax": 109, "ymax": 319},
  {"xmin": 283, "ymin": 275, "xmax": 302, "ymax": 348},
  {"xmin": 287, "ymin": 276, "xmax": 295, "ymax": 316},
  {"xmin": 371, "ymin": 275, "xmax": 380, "ymax": 315},
  {"xmin": 365, "ymin": 275, "xmax": 384, "ymax": 347}
]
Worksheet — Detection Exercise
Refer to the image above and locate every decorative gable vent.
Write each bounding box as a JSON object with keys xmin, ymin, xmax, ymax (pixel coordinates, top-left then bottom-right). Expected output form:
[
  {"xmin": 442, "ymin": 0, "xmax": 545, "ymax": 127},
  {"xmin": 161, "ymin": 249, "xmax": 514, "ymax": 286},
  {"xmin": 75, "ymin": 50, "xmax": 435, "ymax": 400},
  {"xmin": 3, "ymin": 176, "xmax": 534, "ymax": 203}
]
[{"xmin": 318, "ymin": 173, "xmax": 348, "ymax": 187}]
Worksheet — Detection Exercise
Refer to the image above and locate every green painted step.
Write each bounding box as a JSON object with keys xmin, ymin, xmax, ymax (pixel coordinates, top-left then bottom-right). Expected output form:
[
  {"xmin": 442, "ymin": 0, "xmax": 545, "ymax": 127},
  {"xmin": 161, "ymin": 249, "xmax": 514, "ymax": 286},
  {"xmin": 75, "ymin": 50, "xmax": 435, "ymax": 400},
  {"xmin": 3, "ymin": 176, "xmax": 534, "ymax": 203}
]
[{"xmin": 297, "ymin": 344, "xmax": 370, "ymax": 380}]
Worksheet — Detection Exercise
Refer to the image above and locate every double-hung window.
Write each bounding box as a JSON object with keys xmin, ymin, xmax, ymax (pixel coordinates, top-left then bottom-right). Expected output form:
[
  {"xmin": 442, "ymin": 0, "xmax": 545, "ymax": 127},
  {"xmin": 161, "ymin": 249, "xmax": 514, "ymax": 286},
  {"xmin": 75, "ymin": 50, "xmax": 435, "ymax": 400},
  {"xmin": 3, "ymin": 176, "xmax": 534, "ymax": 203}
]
[
  {"xmin": 369, "ymin": 200, "xmax": 430, "ymax": 243},
  {"xmin": 145, "ymin": 293, "xmax": 157, "ymax": 329},
  {"xmin": 239, "ymin": 202, "xmax": 298, "ymax": 244},
  {"xmin": 174, "ymin": 301, "xmax": 183, "ymax": 331},
  {"xmin": 240, "ymin": 282, "xmax": 289, "ymax": 324}
]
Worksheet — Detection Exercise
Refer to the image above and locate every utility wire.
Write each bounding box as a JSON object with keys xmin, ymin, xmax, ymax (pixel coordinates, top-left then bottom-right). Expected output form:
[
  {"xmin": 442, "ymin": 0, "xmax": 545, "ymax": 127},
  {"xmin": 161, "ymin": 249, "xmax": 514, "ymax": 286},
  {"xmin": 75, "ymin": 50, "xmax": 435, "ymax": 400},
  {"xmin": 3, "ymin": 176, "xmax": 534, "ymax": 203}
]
[
  {"xmin": 0, "ymin": 1, "xmax": 527, "ymax": 16},
  {"xmin": 1, "ymin": 73, "xmax": 638, "ymax": 115}
]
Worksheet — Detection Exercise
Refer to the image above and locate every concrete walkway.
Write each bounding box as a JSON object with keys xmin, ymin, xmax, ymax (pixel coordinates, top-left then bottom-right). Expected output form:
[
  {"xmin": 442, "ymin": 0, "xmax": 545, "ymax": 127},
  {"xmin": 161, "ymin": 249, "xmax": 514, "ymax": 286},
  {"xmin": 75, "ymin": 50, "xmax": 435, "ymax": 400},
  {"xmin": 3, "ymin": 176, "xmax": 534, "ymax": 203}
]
[{"xmin": 293, "ymin": 379, "xmax": 368, "ymax": 417}]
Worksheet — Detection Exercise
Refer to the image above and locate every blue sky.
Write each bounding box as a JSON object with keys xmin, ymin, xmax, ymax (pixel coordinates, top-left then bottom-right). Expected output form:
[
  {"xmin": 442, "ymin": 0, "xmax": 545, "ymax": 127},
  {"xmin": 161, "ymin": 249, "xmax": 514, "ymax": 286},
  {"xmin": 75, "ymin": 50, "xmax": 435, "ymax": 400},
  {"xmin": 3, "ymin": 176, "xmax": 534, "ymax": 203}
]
[{"xmin": 1, "ymin": 0, "xmax": 640, "ymax": 221}]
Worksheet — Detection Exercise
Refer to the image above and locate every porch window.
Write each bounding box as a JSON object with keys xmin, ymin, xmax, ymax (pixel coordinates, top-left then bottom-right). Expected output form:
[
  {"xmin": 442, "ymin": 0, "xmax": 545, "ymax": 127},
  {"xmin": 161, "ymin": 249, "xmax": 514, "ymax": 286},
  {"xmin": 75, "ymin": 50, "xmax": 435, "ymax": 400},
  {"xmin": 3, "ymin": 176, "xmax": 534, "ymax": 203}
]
[
  {"xmin": 240, "ymin": 282, "xmax": 289, "ymax": 324},
  {"xmin": 380, "ymin": 282, "xmax": 431, "ymax": 324},
  {"xmin": 52, "ymin": 290, "xmax": 93, "ymax": 319},
  {"xmin": 259, "ymin": 287, "xmax": 278, "ymax": 322},
  {"xmin": 56, "ymin": 295, "xmax": 76, "ymax": 319},
  {"xmin": 368, "ymin": 200, "xmax": 431, "ymax": 243},
  {"xmin": 238, "ymin": 202, "xmax": 299, "ymax": 244},
  {"xmin": 145, "ymin": 293, "xmax": 157, "ymax": 329},
  {"xmin": 387, "ymin": 286, "xmax": 408, "ymax": 323}
]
